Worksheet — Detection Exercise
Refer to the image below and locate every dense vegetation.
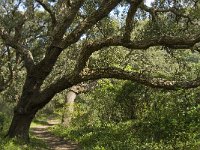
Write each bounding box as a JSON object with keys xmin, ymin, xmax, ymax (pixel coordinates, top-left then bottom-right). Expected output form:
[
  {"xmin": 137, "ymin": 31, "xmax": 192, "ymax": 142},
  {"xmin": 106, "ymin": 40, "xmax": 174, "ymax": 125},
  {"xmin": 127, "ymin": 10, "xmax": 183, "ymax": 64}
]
[
  {"xmin": 50, "ymin": 51, "xmax": 200, "ymax": 149},
  {"xmin": 0, "ymin": 0, "xmax": 200, "ymax": 149}
]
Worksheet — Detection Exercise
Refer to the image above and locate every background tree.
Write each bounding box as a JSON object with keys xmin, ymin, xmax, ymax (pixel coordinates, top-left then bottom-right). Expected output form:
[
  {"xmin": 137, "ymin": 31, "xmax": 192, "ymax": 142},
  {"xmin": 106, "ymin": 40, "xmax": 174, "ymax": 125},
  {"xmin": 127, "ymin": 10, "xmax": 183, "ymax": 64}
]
[{"xmin": 61, "ymin": 82, "xmax": 97, "ymax": 126}]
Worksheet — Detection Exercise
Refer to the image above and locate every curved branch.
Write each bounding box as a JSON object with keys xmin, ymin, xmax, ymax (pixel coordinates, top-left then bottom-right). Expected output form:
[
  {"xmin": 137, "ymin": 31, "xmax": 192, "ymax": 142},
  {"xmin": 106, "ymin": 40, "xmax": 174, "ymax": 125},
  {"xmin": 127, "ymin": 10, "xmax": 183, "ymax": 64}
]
[
  {"xmin": 72, "ymin": 34, "xmax": 200, "ymax": 77},
  {"xmin": 36, "ymin": 65, "xmax": 200, "ymax": 108},
  {"xmin": 35, "ymin": 0, "xmax": 57, "ymax": 26},
  {"xmin": 0, "ymin": 31, "xmax": 35, "ymax": 71},
  {"xmin": 80, "ymin": 67, "xmax": 200, "ymax": 90},
  {"xmin": 139, "ymin": 2, "xmax": 193, "ymax": 24}
]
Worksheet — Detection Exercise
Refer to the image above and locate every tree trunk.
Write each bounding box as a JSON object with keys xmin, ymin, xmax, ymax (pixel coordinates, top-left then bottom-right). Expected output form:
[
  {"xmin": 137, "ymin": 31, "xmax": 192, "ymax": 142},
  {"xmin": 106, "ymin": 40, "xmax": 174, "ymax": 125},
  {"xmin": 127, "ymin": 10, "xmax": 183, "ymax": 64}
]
[
  {"xmin": 61, "ymin": 82, "xmax": 97, "ymax": 126},
  {"xmin": 5, "ymin": 71, "xmax": 74, "ymax": 141},
  {"xmin": 62, "ymin": 90, "xmax": 76, "ymax": 126},
  {"xmin": 6, "ymin": 109, "xmax": 37, "ymax": 141}
]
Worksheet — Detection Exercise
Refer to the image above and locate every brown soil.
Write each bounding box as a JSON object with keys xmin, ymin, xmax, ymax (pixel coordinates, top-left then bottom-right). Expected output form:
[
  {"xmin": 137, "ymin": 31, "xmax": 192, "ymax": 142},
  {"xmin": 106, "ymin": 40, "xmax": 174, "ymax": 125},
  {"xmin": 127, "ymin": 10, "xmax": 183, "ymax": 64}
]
[{"xmin": 31, "ymin": 120, "xmax": 80, "ymax": 150}]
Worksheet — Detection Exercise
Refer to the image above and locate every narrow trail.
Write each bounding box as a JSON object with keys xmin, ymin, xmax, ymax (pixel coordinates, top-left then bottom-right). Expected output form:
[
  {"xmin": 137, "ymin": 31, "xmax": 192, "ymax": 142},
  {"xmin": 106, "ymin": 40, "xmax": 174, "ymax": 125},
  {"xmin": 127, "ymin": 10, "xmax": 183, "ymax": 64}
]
[{"xmin": 31, "ymin": 120, "xmax": 80, "ymax": 150}]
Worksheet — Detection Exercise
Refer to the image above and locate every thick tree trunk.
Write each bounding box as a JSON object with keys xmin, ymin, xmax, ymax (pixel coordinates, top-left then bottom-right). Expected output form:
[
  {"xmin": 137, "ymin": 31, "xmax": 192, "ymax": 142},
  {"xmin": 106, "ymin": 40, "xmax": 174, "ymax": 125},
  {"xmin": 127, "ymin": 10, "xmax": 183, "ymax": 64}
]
[{"xmin": 6, "ymin": 110, "xmax": 37, "ymax": 141}]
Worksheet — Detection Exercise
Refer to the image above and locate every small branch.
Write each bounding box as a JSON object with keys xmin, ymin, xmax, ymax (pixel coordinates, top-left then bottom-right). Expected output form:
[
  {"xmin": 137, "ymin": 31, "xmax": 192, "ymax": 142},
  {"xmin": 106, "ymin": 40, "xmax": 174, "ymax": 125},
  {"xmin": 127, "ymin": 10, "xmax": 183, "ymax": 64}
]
[
  {"xmin": 123, "ymin": 0, "xmax": 142, "ymax": 41},
  {"xmin": 73, "ymin": 36, "xmax": 122, "ymax": 76},
  {"xmin": 35, "ymin": 0, "xmax": 57, "ymax": 26},
  {"xmin": 0, "ymin": 31, "xmax": 35, "ymax": 71},
  {"xmin": 13, "ymin": 18, "xmax": 25, "ymax": 42},
  {"xmin": 60, "ymin": 0, "xmax": 122, "ymax": 48},
  {"xmin": 140, "ymin": 3, "xmax": 193, "ymax": 24},
  {"xmin": 0, "ymin": 47, "xmax": 14, "ymax": 92},
  {"xmin": 69, "ymin": 81, "xmax": 97, "ymax": 94},
  {"xmin": 50, "ymin": 0, "xmax": 85, "ymax": 47}
]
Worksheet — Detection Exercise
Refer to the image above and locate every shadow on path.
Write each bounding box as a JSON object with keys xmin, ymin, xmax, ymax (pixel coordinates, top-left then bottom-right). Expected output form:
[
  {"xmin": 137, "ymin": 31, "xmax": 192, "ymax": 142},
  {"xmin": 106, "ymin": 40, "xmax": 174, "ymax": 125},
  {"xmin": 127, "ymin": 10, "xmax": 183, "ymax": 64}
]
[{"xmin": 31, "ymin": 120, "xmax": 80, "ymax": 150}]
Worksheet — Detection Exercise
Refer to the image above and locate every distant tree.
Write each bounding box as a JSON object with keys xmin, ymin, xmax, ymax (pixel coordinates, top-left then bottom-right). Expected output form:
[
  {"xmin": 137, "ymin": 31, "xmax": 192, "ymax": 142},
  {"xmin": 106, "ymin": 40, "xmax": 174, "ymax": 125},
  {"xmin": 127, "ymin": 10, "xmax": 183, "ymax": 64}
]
[
  {"xmin": 62, "ymin": 82, "xmax": 97, "ymax": 126},
  {"xmin": 0, "ymin": 0, "xmax": 200, "ymax": 141}
]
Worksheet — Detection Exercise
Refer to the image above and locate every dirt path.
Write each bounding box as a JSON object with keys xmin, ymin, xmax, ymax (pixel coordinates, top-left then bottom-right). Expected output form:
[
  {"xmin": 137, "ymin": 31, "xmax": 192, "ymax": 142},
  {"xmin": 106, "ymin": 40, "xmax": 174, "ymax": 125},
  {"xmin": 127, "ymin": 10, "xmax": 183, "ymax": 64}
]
[{"xmin": 31, "ymin": 120, "xmax": 80, "ymax": 150}]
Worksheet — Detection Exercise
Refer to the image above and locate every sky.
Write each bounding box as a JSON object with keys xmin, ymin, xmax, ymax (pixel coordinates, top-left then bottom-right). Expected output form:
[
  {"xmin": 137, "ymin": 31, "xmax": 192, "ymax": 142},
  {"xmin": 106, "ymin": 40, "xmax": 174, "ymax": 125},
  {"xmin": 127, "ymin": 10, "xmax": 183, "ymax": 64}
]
[{"xmin": 145, "ymin": 0, "xmax": 155, "ymax": 6}]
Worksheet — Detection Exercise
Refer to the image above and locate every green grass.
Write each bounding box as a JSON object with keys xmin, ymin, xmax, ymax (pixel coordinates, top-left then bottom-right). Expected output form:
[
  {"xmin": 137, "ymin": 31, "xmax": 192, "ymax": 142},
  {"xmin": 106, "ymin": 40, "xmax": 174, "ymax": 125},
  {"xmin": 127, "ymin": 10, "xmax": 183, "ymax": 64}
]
[
  {"xmin": 0, "ymin": 135, "xmax": 48, "ymax": 150},
  {"xmin": 50, "ymin": 121, "xmax": 200, "ymax": 150},
  {"xmin": 0, "ymin": 118, "xmax": 48, "ymax": 150},
  {"xmin": 30, "ymin": 120, "xmax": 49, "ymax": 128}
]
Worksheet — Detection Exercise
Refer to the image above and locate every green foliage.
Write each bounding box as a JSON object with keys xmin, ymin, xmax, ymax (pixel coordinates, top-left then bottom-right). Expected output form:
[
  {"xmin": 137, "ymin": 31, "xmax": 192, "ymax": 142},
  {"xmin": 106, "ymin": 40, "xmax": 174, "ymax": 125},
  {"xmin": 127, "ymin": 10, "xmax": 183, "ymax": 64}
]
[
  {"xmin": 0, "ymin": 0, "xmax": 200, "ymax": 147},
  {"xmin": 51, "ymin": 80, "xmax": 200, "ymax": 150},
  {"xmin": 0, "ymin": 112, "xmax": 5, "ymax": 132},
  {"xmin": 0, "ymin": 137, "xmax": 47, "ymax": 150},
  {"xmin": 0, "ymin": 112, "xmax": 11, "ymax": 137},
  {"xmin": 51, "ymin": 119, "xmax": 199, "ymax": 150}
]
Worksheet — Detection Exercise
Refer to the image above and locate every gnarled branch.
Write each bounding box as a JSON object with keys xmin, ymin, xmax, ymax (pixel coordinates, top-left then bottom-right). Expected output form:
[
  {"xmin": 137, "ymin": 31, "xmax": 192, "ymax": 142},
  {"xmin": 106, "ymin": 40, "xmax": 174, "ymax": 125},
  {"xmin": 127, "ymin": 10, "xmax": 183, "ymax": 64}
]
[
  {"xmin": 72, "ymin": 33, "xmax": 200, "ymax": 77},
  {"xmin": 140, "ymin": 2, "xmax": 193, "ymax": 24},
  {"xmin": 80, "ymin": 67, "xmax": 200, "ymax": 90},
  {"xmin": 0, "ymin": 30, "xmax": 35, "ymax": 71},
  {"xmin": 60, "ymin": 0, "xmax": 122, "ymax": 48}
]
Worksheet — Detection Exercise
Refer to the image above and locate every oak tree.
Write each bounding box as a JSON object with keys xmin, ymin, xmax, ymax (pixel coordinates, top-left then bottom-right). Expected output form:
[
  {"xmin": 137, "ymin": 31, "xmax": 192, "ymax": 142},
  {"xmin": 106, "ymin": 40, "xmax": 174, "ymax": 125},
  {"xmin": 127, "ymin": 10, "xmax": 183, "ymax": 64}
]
[{"xmin": 0, "ymin": 0, "xmax": 200, "ymax": 141}]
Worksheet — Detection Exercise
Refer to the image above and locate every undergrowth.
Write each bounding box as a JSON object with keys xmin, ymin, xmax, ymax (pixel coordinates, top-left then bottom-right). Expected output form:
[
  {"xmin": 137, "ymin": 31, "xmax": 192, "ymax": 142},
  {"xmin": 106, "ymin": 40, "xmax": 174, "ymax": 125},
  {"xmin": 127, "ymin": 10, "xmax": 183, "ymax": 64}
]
[
  {"xmin": 0, "ymin": 112, "xmax": 48, "ymax": 150},
  {"xmin": 50, "ymin": 120, "xmax": 200, "ymax": 150}
]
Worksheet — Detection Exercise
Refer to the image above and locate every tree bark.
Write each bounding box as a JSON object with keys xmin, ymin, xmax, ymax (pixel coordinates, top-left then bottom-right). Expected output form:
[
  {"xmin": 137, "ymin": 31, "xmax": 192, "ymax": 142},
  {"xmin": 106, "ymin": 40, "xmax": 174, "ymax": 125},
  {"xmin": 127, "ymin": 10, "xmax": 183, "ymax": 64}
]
[
  {"xmin": 5, "ymin": 73, "xmax": 44, "ymax": 141},
  {"xmin": 6, "ymin": 109, "xmax": 37, "ymax": 141},
  {"xmin": 5, "ymin": 68, "xmax": 74, "ymax": 141}
]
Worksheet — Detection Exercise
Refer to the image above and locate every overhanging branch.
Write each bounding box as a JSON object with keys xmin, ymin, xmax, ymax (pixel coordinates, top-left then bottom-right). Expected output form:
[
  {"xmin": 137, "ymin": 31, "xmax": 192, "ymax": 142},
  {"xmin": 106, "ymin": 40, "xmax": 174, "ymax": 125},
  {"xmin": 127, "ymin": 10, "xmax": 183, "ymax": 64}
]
[
  {"xmin": 80, "ymin": 67, "xmax": 200, "ymax": 90},
  {"xmin": 72, "ymin": 34, "xmax": 200, "ymax": 77},
  {"xmin": 37, "ymin": 65, "xmax": 200, "ymax": 108}
]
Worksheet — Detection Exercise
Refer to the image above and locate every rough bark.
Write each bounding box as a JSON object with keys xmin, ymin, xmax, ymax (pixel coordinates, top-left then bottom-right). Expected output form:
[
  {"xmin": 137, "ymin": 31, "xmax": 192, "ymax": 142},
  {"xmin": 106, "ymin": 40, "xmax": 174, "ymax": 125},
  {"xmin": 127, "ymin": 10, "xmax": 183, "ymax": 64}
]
[
  {"xmin": 5, "ymin": 71, "xmax": 74, "ymax": 140},
  {"xmin": 6, "ymin": 110, "xmax": 37, "ymax": 141}
]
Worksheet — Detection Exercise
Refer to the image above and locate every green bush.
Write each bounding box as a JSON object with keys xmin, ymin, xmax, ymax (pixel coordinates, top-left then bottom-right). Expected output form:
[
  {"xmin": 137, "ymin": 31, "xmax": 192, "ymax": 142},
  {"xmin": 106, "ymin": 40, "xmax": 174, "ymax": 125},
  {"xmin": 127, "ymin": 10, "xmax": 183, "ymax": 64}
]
[
  {"xmin": 51, "ymin": 118, "xmax": 200, "ymax": 150},
  {"xmin": 51, "ymin": 81, "xmax": 200, "ymax": 150},
  {"xmin": 0, "ymin": 136, "xmax": 48, "ymax": 150},
  {"xmin": 0, "ymin": 112, "xmax": 5, "ymax": 131}
]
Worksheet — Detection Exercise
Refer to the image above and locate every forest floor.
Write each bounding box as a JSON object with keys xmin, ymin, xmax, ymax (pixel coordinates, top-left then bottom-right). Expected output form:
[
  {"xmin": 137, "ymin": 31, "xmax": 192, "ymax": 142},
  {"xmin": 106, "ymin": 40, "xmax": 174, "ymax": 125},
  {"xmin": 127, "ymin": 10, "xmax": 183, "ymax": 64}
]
[{"xmin": 30, "ymin": 119, "xmax": 80, "ymax": 150}]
